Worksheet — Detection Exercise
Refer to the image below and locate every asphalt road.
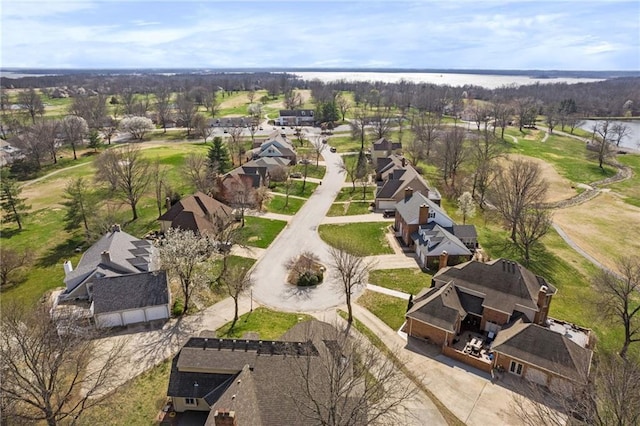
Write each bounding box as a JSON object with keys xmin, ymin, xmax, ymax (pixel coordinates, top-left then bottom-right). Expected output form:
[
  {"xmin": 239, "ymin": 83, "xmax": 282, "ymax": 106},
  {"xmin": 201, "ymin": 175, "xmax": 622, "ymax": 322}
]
[{"xmin": 248, "ymin": 146, "xmax": 367, "ymax": 312}]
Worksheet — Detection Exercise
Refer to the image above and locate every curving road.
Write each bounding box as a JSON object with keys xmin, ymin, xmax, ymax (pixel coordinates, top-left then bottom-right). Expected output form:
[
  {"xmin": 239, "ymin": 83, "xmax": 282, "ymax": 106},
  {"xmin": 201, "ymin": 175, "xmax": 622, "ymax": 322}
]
[{"xmin": 249, "ymin": 147, "xmax": 366, "ymax": 312}]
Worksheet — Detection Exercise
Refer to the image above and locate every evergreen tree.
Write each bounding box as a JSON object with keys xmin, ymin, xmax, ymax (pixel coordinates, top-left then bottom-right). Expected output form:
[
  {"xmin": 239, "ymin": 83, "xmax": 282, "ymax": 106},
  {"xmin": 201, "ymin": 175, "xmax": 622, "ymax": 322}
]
[
  {"xmin": 208, "ymin": 136, "xmax": 230, "ymax": 173},
  {"xmin": 87, "ymin": 129, "xmax": 102, "ymax": 152},
  {"xmin": 62, "ymin": 177, "xmax": 98, "ymax": 236},
  {"xmin": 0, "ymin": 170, "xmax": 30, "ymax": 230}
]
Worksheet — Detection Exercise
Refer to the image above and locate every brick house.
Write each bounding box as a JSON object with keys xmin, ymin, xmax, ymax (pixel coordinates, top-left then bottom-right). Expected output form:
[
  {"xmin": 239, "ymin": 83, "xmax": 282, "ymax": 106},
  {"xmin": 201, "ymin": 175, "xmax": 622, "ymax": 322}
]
[{"xmin": 375, "ymin": 160, "xmax": 441, "ymax": 210}]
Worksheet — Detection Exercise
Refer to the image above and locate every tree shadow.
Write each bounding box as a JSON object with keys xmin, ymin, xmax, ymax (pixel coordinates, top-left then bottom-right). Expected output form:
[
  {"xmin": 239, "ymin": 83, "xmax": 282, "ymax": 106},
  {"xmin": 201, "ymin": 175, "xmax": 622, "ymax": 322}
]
[
  {"xmin": 37, "ymin": 235, "xmax": 85, "ymax": 267},
  {"xmin": 0, "ymin": 227, "xmax": 23, "ymax": 239}
]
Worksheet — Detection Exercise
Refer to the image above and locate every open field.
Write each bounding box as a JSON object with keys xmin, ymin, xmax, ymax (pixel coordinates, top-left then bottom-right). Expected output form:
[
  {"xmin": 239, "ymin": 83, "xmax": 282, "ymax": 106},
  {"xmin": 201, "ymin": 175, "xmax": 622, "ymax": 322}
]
[{"xmin": 318, "ymin": 222, "xmax": 393, "ymax": 256}]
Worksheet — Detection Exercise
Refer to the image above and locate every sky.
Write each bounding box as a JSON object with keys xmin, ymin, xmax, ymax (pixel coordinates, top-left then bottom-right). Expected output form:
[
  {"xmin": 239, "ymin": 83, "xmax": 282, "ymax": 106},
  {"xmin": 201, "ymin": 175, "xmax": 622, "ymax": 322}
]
[{"xmin": 1, "ymin": 0, "xmax": 639, "ymax": 70}]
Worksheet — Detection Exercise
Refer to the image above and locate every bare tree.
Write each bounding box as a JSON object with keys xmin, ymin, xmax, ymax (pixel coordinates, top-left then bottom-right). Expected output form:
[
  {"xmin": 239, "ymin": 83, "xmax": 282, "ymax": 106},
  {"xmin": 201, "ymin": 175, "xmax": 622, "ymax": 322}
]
[
  {"xmin": 175, "ymin": 92, "xmax": 197, "ymax": 136},
  {"xmin": 286, "ymin": 322, "xmax": 415, "ymax": 426},
  {"xmin": 471, "ymin": 129, "xmax": 503, "ymax": 207},
  {"xmin": 119, "ymin": 116, "xmax": 154, "ymax": 141},
  {"xmin": 192, "ymin": 113, "xmax": 214, "ymax": 143},
  {"xmin": 515, "ymin": 207, "xmax": 552, "ymax": 264},
  {"xmin": 591, "ymin": 120, "xmax": 616, "ymax": 169},
  {"xmin": 350, "ymin": 108, "xmax": 368, "ymax": 150},
  {"xmin": 151, "ymin": 159, "xmax": 168, "ymax": 217},
  {"xmin": 456, "ymin": 191, "xmax": 476, "ymax": 225},
  {"xmin": 227, "ymin": 126, "xmax": 245, "ymax": 166},
  {"xmin": 218, "ymin": 264, "xmax": 253, "ymax": 333},
  {"xmin": 369, "ymin": 107, "xmax": 394, "ymax": 140},
  {"xmin": 514, "ymin": 97, "xmax": 537, "ymax": 131},
  {"xmin": 62, "ymin": 115, "xmax": 89, "ymax": 160},
  {"xmin": 69, "ymin": 94, "xmax": 108, "ymax": 130},
  {"xmin": 611, "ymin": 122, "xmax": 631, "ymax": 147},
  {"xmin": 183, "ymin": 153, "xmax": 216, "ymax": 195},
  {"xmin": 493, "ymin": 100, "xmax": 513, "ymax": 140},
  {"xmin": 411, "ymin": 110, "xmax": 441, "ymax": 159},
  {"xmin": 31, "ymin": 119, "xmax": 61, "ymax": 164},
  {"xmin": 101, "ymin": 117, "xmax": 118, "ymax": 145},
  {"xmin": 512, "ymin": 352, "xmax": 640, "ymax": 426},
  {"xmin": 284, "ymin": 89, "xmax": 303, "ymax": 110},
  {"xmin": 93, "ymin": 144, "xmax": 151, "ymax": 221},
  {"xmin": 328, "ymin": 244, "xmax": 374, "ymax": 324},
  {"xmin": 154, "ymin": 86, "xmax": 173, "ymax": 133},
  {"xmin": 0, "ymin": 247, "xmax": 30, "ymax": 288},
  {"xmin": 0, "ymin": 302, "xmax": 125, "ymax": 426},
  {"xmin": 336, "ymin": 92, "xmax": 351, "ymax": 121},
  {"xmin": 490, "ymin": 159, "xmax": 548, "ymax": 242},
  {"xmin": 435, "ymin": 126, "xmax": 467, "ymax": 188},
  {"xmin": 309, "ymin": 136, "xmax": 327, "ymax": 167},
  {"xmin": 202, "ymin": 85, "xmax": 221, "ymax": 118},
  {"xmin": 225, "ymin": 176, "xmax": 255, "ymax": 227},
  {"xmin": 18, "ymin": 88, "xmax": 44, "ymax": 124},
  {"xmin": 593, "ymin": 257, "xmax": 640, "ymax": 358},
  {"xmin": 156, "ymin": 227, "xmax": 214, "ymax": 314}
]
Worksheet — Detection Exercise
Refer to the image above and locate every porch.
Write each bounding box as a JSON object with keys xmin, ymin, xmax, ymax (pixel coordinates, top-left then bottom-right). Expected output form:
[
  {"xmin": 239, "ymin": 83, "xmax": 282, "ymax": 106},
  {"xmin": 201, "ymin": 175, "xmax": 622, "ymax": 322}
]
[{"xmin": 443, "ymin": 330, "xmax": 494, "ymax": 373}]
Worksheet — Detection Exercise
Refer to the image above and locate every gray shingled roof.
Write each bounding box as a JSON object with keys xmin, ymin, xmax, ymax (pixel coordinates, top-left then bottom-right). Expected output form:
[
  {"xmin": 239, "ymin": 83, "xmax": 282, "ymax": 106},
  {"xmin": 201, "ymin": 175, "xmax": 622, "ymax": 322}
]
[
  {"xmin": 433, "ymin": 259, "xmax": 556, "ymax": 314},
  {"xmin": 171, "ymin": 320, "xmax": 365, "ymax": 426},
  {"xmin": 372, "ymin": 137, "xmax": 402, "ymax": 151},
  {"xmin": 491, "ymin": 320, "xmax": 592, "ymax": 383},
  {"xmin": 413, "ymin": 224, "xmax": 472, "ymax": 257},
  {"xmin": 64, "ymin": 229, "xmax": 156, "ymax": 293},
  {"xmin": 91, "ymin": 270, "xmax": 169, "ymax": 314},
  {"xmin": 395, "ymin": 192, "xmax": 450, "ymax": 225},
  {"xmin": 407, "ymin": 283, "xmax": 465, "ymax": 332}
]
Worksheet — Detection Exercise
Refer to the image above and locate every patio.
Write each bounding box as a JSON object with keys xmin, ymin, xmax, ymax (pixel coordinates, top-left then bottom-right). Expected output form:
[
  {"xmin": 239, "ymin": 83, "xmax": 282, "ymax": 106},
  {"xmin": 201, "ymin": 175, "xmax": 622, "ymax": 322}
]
[{"xmin": 449, "ymin": 331, "xmax": 494, "ymax": 365}]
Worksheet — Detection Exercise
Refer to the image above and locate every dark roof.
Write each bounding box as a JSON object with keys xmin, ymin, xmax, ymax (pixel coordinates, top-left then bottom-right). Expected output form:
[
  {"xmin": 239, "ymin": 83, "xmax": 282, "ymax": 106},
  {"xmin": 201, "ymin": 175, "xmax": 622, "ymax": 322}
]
[
  {"xmin": 279, "ymin": 109, "xmax": 315, "ymax": 117},
  {"xmin": 413, "ymin": 224, "xmax": 472, "ymax": 257},
  {"xmin": 170, "ymin": 320, "xmax": 365, "ymax": 426},
  {"xmin": 158, "ymin": 192, "xmax": 233, "ymax": 234},
  {"xmin": 457, "ymin": 290, "xmax": 484, "ymax": 316},
  {"xmin": 406, "ymin": 283, "xmax": 465, "ymax": 332},
  {"xmin": 377, "ymin": 165, "xmax": 440, "ymax": 202},
  {"xmin": 167, "ymin": 356, "xmax": 237, "ymax": 404},
  {"xmin": 91, "ymin": 271, "xmax": 169, "ymax": 314},
  {"xmin": 395, "ymin": 192, "xmax": 450, "ymax": 225},
  {"xmin": 372, "ymin": 137, "xmax": 402, "ymax": 151},
  {"xmin": 491, "ymin": 320, "xmax": 592, "ymax": 383},
  {"xmin": 433, "ymin": 259, "xmax": 556, "ymax": 314},
  {"xmin": 452, "ymin": 224, "xmax": 478, "ymax": 240}
]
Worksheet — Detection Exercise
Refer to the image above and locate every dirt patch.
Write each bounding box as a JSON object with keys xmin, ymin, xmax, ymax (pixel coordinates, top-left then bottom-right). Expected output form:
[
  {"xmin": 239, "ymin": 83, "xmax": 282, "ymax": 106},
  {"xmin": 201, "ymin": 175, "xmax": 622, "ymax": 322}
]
[
  {"xmin": 553, "ymin": 191, "xmax": 640, "ymax": 272},
  {"xmin": 501, "ymin": 154, "xmax": 576, "ymax": 203}
]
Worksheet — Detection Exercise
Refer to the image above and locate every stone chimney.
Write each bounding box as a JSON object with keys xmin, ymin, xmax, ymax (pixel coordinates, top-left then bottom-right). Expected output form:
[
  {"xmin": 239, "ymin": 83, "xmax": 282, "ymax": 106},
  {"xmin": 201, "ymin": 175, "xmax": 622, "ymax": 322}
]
[
  {"xmin": 404, "ymin": 187, "xmax": 413, "ymax": 202},
  {"xmin": 100, "ymin": 251, "xmax": 111, "ymax": 264},
  {"xmin": 418, "ymin": 203, "xmax": 430, "ymax": 225},
  {"xmin": 438, "ymin": 251, "xmax": 449, "ymax": 270},
  {"xmin": 213, "ymin": 410, "xmax": 237, "ymax": 426}
]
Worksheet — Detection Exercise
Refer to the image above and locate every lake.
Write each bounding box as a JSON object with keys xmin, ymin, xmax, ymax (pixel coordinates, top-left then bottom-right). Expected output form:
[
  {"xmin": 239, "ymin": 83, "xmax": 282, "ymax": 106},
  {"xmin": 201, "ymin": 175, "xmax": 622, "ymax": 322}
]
[
  {"xmin": 293, "ymin": 71, "xmax": 604, "ymax": 89},
  {"xmin": 579, "ymin": 120, "xmax": 640, "ymax": 151}
]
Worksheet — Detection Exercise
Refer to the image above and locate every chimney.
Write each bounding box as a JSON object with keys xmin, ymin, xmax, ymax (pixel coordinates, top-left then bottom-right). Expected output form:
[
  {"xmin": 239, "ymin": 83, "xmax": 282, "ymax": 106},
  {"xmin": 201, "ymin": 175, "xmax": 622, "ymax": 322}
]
[
  {"xmin": 165, "ymin": 196, "xmax": 172, "ymax": 211},
  {"xmin": 536, "ymin": 285, "xmax": 550, "ymax": 324},
  {"xmin": 63, "ymin": 260, "xmax": 73, "ymax": 275},
  {"xmin": 419, "ymin": 203, "xmax": 430, "ymax": 225},
  {"xmin": 213, "ymin": 410, "xmax": 237, "ymax": 426},
  {"xmin": 404, "ymin": 187, "xmax": 413, "ymax": 201},
  {"xmin": 438, "ymin": 251, "xmax": 449, "ymax": 270},
  {"xmin": 502, "ymin": 259, "xmax": 506, "ymax": 272},
  {"xmin": 111, "ymin": 224, "xmax": 121, "ymax": 232},
  {"xmin": 401, "ymin": 157, "xmax": 406, "ymax": 167},
  {"xmin": 101, "ymin": 251, "xmax": 111, "ymax": 263}
]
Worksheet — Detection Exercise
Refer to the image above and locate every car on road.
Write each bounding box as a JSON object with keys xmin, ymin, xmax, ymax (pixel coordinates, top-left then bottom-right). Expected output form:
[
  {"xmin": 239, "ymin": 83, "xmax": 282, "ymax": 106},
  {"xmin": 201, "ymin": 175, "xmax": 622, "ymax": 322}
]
[
  {"xmin": 330, "ymin": 146, "xmax": 337, "ymax": 153},
  {"xmin": 382, "ymin": 209, "xmax": 395, "ymax": 218},
  {"xmin": 290, "ymin": 172, "xmax": 302, "ymax": 178}
]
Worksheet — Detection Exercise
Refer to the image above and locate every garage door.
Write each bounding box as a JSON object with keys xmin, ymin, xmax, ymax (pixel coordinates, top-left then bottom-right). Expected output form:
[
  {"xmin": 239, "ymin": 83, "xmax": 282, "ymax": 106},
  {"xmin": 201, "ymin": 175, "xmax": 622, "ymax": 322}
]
[
  {"xmin": 145, "ymin": 305, "xmax": 168, "ymax": 321},
  {"xmin": 525, "ymin": 366, "xmax": 548, "ymax": 386},
  {"xmin": 122, "ymin": 309, "xmax": 146, "ymax": 325},
  {"xmin": 97, "ymin": 313, "xmax": 122, "ymax": 328}
]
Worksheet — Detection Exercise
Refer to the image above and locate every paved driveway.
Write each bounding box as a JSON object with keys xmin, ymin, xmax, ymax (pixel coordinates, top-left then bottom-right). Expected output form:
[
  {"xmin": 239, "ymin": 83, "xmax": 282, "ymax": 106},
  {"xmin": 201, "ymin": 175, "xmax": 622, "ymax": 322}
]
[{"xmin": 249, "ymin": 149, "xmax": 367, "ymax": 312}]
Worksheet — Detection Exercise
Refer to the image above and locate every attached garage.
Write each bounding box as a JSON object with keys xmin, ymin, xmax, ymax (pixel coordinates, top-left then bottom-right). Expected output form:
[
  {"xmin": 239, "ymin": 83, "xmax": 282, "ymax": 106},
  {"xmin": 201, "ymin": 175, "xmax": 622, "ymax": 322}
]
[
  {"xmin": 91, "ymin": 271, "xmax": 170, "ymax": 329},
  {"xmin": 524, "ymin": 366, "xmax": 548, "ymax": 386}
]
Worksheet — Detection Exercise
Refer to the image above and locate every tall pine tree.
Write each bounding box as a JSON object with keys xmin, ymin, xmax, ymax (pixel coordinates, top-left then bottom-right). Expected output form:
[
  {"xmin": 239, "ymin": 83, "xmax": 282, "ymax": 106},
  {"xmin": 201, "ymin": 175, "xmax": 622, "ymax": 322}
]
[
  {"xmin": 208, "ymin": 136, "xmax": 230, "ymax": 173},
  {"xmin": 0, "ymin": 170, "xmax": 30, "ymax": 230}
]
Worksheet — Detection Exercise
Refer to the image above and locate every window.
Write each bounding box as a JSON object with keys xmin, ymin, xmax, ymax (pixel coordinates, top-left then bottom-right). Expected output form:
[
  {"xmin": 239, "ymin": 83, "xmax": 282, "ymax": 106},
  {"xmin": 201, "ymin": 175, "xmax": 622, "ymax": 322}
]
[
  {"xmin": 185, "ymin": 398, "xmax": 197, "ymax": 406},
  {"xmin": 509, "ymin": 361, "xmax": 523, "ymax": 376},
  {"xmin": 429, "ymin": 212, "xmax": 436, "ymax": 218}
]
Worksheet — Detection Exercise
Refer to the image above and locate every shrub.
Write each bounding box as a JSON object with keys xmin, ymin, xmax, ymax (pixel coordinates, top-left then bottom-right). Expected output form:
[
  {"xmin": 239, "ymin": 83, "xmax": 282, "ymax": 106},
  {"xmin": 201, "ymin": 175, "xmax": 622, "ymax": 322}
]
[
  {"xmin": 172, "ymin": 298, "xmax": 185, "ymax": 316},
  {"xmin": 297, "ymin": 271, "xmax": 321, "ymax": 287}
]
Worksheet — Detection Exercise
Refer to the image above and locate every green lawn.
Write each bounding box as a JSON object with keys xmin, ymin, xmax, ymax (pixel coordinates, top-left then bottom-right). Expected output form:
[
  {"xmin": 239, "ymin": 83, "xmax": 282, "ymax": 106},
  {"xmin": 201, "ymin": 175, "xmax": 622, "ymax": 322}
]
[
  {"xmin": 236, "ymin": 216, "xmax": 287, "ymax": 248},
  {"xmin": 290, "ymin": 163, "xmax": 326, "ymax": 179},
  {"xmin": 265, "ymin": 195, "xmax": 304, "ymax": 214},
  {"xmin": 270, "ymin": 180, "xmax": 318, "ymax": 198},
  {"xmin": 334, "ymin": 186, "xmax": 376, "ymax": 202},
  {"xmin": 326, "ymin": 201, "xmax": 372, "ymax": 216},
  {"xmin": 318, "ymin": 222, "xmax": 393, "ymax": 256},
  {"xmin": 608, "ymin": 153, "xmax": 640, "ymax": 207},
  {"xmin": 327, "ymin": 135, "xmax": 362, "ymax": 152},
  {"xmin": 216, "ymin": 307, "xmax": 313, "ymax": 339},
  {"xmin": 369, "ymin": 268, "xmax": 430, "ymax": 295},
  {"xmin": 357, "ymin": 290, "xmax": 408, "ymax": 331}
]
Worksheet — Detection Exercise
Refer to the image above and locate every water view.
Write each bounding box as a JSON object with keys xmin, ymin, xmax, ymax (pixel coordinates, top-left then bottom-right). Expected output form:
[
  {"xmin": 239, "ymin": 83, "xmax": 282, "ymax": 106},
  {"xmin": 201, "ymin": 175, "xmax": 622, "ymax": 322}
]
[{"xmin": 579, "ymin": 120, "xmax": 640, "ymax": 150}]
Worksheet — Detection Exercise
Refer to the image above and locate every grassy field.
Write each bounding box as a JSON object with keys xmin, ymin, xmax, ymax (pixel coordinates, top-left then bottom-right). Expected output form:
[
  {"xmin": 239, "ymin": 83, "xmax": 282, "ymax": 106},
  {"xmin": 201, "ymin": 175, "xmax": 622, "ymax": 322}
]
[
  {"xmin": 81, "ymin": 307, "xmax": 311, "ymax": 425},
  {"xmin": 369, "ymin": 268, "xmax": 430, "ymax": 295},
  {"xmin": 270, "ymin": 180, "xmax": 318, "ymax": 198},
  {"xmin": 334, "ymin": 186, "xmax": 376, "ymax": 202},
  {"xmin": 326, "ymin": 201, "xmax": 372, "ymax": 216},
  {"xmin": 265, "ymin": 194, "xmax": 304, "ymax": 214},
  {"xmin": 608, "ymin": 153, "xmax": 640, "ymax": 207},
  {"xmin": 290, "ymin": 163, "xmax": 326, "ymax": 179},
  {"xmin": 236, "ymin": 216, "xmax": 287, "ymax": 248},
  {"xmin": 357, "ymin": 290, "xmax": 407, "ymax": 331},
  {"xmin": 318, "ymin": 222, "xmax": 393, "ymax": 256}
]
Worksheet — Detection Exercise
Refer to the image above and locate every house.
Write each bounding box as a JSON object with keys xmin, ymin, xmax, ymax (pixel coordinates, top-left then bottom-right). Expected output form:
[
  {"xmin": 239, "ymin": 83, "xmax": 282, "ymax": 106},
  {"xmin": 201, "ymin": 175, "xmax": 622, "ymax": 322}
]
[
  {"xmin": 209, "ymin": 116, "xmax": 253, "ymax": 129},
  {"xmin": 59, "ymin": 225, "xmax": 157, "ymax": 302},
  {"xmin": 158, "ymin": 192, "xmax": 233, "ymax": 236},
  {"xmin": 167, "ymin": 320, "xmax": 366, "ymax": 425},
  {"xmin": 224, "ymin": 157, "xmax": 291, "ymax": 189},
  {"xmin": 275, "ymin": 109, "xmax": 315, "ymax": 126},
  {"xmin": 91, "ymin": 271, "xmax": 170, "ymax": 327},
  {"xmin": 246, "ymin": 131, "xmax": 297, "ymax": 164},
  {"xmin": 394, "ymin": 188, "xmax": 476, "ymax": 269},
  {"xmin": 375, "ymin": 160, "xmax": 441, "ymax": 210},
  {"xmin": 404, "ymin": 259, "xmax": 593, "ymax": 390},
  {"xmin": 371, "ymin": 137, "xmax": 402, "ymax": 165}
]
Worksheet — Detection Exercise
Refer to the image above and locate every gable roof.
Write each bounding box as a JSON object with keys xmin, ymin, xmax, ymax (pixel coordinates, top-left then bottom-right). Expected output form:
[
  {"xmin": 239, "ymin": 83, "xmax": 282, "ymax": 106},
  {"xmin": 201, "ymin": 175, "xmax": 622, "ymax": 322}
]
[
  {"xmin": 372, "ymin": 137, "xmax": 402, "ymax": 152},
  {"xmin": 91, "ymin": 270, "xmax": 169, "ymax": 314},
  {"xmin": 433, "ymin": 259, "xmax": 556, "ymax": 314},
  {"xmin": 491, "ymin": 320, "xmax": 592, "ymax": 383},
  {"xmin": 406, "ymin": 283, "xmax": 465, "ymax": 333},
  {"xmin": 158, "ymin": 192, "xmax": 233, "ymax": 235},
  {"xmin": 414, "ymin": 223, "xmax": 472, "ymax": 257},
  {"xmin": 395, "ymin": 191, "xmax": 451, "ymax": 225},
  {"xmin": 377, "ymin": 165, "xmax": 440, "ymax": 202},
  {"xmin": 64, "ymin": 229, "xmax": 156, "ymax": 292}
]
